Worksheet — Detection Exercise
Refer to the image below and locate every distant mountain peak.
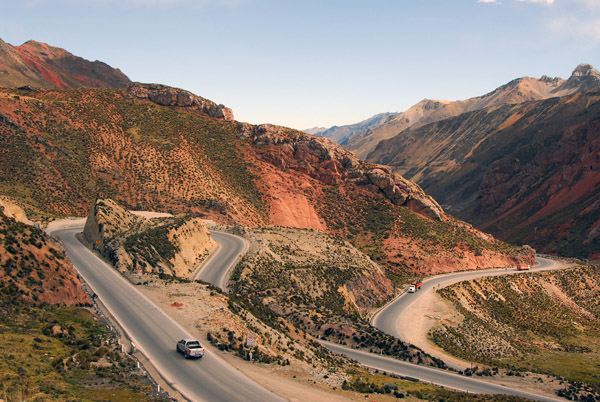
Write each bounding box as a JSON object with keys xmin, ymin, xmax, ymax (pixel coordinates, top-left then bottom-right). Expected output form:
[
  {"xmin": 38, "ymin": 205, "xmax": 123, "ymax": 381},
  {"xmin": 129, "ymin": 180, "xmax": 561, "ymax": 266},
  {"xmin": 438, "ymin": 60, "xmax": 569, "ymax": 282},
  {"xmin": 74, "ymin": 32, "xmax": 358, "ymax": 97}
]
[
  {"xmin": 571, "ymin": 63, "xmax": 600, "ymax": 77},
  {"xmin": 0, "ymin": 37, "xmax": 131, "ymax": 89},
  {"xmin": 556, "ymin": 63, "xmax": 600, "ymax": 92},
  {"xmin": 18, "ymin": 40, "xmax": 70, "ymax": 60}
]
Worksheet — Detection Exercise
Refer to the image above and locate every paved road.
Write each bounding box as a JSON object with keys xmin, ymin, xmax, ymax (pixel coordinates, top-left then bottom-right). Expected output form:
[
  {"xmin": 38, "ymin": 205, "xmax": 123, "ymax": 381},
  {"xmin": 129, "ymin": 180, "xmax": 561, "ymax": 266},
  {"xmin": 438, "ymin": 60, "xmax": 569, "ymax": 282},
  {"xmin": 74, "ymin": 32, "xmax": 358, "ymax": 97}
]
[
  {"xmin": 53, "ymin": 219, "xmax": 566, "ymax": 402},
  {"xmin": 322, "ymin": 257, "xmax": 569, "ymax": 402},
  {"xmin": 195, "ymin": 231, "xmax": 247, "ymax": 290},
  {"xmin": 51, "ymin": 225, "xmax": 282, "ymax": 402},
  {"xmin": 186, "ymin": 232, "xmax": 567, "ymax": 402},
  {"xmin": 324, "ymin": 342, "xmax": 563, "ymax": 402},
  {"xmin": 373, "ymin": 257, "xmax": 560, "ymax": 341}
]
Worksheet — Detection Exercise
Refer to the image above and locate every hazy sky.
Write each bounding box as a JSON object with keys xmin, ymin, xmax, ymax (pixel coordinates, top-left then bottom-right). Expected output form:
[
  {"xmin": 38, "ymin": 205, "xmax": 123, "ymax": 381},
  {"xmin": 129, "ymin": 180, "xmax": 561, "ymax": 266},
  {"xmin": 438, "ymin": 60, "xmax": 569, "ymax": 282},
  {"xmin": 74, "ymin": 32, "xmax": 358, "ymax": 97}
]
[{"xmin": 1, "ymin": 0, "xmax": 599, "ymax": 129}]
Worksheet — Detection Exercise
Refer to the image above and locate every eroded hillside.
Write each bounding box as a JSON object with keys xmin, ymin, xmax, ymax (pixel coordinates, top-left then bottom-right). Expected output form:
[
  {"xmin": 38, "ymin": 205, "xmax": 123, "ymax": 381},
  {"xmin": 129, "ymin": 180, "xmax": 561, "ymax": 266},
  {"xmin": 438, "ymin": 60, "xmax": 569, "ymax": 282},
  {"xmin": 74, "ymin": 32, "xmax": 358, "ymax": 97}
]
[
  {"xmin": 0, "ymin": 209, "xmax": 88, "ymax": 305},
  {"xmin": 0, "ymin": 84, "xmax": 532, "ymax": 276},
  {"xmin": 83, "ymin": 199, "xmax": 216, "ymax": 279},
  {"xmin": 229, "ymin": 226, "xmax": 446, "ymax": 368},
  {"xmin": 431, "ymin": 264, "xmax": 600, "ymax": 388},
  {"xmin": 369, "ymin": 90, "xmax": 600, "ymax": 258}
]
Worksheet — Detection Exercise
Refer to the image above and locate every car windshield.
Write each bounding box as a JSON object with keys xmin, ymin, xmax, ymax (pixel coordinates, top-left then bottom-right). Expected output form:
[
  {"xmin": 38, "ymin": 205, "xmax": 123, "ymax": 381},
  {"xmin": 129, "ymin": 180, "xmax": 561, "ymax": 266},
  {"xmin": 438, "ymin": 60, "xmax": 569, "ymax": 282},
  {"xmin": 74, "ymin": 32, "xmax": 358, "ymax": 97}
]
[{"xmin": 188, "ymin": 341, "xmax": 201, "ymax": 348}]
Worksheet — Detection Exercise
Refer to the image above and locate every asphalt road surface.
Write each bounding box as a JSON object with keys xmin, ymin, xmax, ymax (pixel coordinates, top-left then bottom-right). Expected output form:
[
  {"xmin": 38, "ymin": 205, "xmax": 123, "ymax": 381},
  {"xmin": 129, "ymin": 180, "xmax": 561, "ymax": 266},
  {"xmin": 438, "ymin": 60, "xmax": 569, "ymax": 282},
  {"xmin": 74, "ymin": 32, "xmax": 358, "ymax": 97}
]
[
  {"xmin": 195, "ymin": 231, "xmax": 247, "ymax": 290},
  {"xmin": 323, "ymin": 257, "xmax": 568, "ymax": 402},
  {"xmin": 50, "ymin": 225, "xmax": 282, "ymax": 402},
  {"xmin": 373, "ymin": 257, "xmax": 560, "ymax": 341},
  {"xmin": 52, "ymin": 219, "xmax": 566, "ymax": 402},
  {"xmin": 324, "ymin": 341, "xmax": 564, "ymax": 402},
  {"xmin": 187, "ymin": 231, "xmax": 567, "ymax": 402}
]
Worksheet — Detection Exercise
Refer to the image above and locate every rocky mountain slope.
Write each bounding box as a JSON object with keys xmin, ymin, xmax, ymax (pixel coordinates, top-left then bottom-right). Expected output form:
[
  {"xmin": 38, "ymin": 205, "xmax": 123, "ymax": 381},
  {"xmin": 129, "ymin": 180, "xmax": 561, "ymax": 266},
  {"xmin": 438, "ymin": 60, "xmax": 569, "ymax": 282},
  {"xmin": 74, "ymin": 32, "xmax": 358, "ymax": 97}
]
[
  {"xmin": 0, "ymin": 205, "xmax": 88, "ymax": 305},
  {"xmin": 318, "ymin": 64, "xmax": 600, "ymax": 160},
  {"xmin": 83, "ymin": 199, "xmax": 216, "ymax": 278},
  {"xmin": 0, "ymin": 82, "xmax": 532, "ymax": 276},
  {"xmin": 369, "ymin": 90, "xmax": 600, "ymax": 258},
  {"xmin": 0, "ymin": 38, "xmax": 132, "ymax": 89}
]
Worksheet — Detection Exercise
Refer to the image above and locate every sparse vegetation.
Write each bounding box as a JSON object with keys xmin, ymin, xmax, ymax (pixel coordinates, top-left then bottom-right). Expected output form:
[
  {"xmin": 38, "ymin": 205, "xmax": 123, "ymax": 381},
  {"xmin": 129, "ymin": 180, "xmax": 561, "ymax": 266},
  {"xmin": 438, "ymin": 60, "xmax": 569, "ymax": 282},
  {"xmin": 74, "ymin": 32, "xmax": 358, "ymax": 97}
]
[
  {"xmin": 341, "ymin": 367, "xmax": 531, "ymax": 401},
  {"xmin": 0, "ymin": 298, "xmax": 169, "ymax": 402},
  {"xmin": 123, "ymin": 218, "xmax": 184, "ymax": 267},
  {"xmin": 316, "ymin": 184, "xmax": 530, "ymax": 281},
  {"xmin": 431, "ymin": 264, "xmax": 600, "ymax": 399},
  {"xmin": 0, "ymin": 86, "xmax": 267, "ymax": 222},
  {"xmin": 0, "ymin": 212, "xmax": 88, "ymax": 305},
  {"xmin": 229, "ymin": 226, "xmax": 446, "ymax": 368}
]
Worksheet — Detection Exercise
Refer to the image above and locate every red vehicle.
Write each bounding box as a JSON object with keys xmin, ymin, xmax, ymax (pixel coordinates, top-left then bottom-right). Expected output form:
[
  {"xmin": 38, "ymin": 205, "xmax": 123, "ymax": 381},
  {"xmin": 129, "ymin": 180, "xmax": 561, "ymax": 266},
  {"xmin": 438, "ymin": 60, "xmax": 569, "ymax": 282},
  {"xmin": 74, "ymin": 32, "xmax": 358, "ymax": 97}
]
[
  {"xmin": 516, "ymin": 264, "xmax": 532, "ymax": 270},
  {"xmin": 408, "ymin": 281, "xmax": 423, "ymax": 293}
]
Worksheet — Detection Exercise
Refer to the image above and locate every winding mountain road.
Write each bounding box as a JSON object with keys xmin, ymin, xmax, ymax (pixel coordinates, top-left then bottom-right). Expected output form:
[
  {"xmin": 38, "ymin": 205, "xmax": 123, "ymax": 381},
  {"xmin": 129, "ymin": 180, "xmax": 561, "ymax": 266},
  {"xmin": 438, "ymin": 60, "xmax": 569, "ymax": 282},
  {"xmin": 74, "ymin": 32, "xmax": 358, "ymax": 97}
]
[
  {"xmin": 49, "ymin": 222, "xmax": 283, "ymax": 402},
  {"xmin": 373, "ymin": 257, "xmax": 561, "ymax": 344},
  {"xmin": 190, "ymin": 230, "xmax": 567, "ymax": 401},
  {"xmin": 326, "ymin": 257, "xmax": 569, "ymax": 402},
  {"xmin": 176, "ymin": 229, "xmax": 568, "ymax": 402},
  {"xmin": 50, "ymin": 218, "xmax": 568, "ymax": 402}
]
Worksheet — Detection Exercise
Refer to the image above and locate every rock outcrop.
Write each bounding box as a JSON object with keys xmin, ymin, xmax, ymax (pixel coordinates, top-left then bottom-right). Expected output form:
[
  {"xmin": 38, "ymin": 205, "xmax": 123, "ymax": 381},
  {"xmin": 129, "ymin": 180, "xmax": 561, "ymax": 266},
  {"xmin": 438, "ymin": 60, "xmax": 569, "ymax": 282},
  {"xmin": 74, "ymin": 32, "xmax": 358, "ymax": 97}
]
[
  {"xmin": 127, "ymin": 83, "xmax": 234, "ymax": 121},
  {"xmin": 0, "ymin": 196, "xmax": 33, "ymax": 225},
  {"xmin": 238, "ymin": 123, "xmax": 444, "ymax": 220},
  {"xmin": 84, "ymin": 199, "xmax": 217, "ymax": 279}
]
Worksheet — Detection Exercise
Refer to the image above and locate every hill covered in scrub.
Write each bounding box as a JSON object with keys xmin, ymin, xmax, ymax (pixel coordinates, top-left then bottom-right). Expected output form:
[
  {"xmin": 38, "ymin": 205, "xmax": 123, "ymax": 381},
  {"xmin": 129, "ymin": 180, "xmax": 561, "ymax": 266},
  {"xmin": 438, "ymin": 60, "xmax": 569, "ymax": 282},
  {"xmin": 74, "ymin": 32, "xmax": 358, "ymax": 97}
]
[
  {"xmin": 83, "ymin": 199, "xmax": 216, "ymax": 279},
  {"xmin": 228, "ymin": 226, "xmax": 446, "ymax": 368},
  {"xmin": 431, "ymin": 263, "xmax": 600, "ymax": 393},
  {"xmin": 0, "ymin": 209, "xmax": 88, "ymax": 306},
  {"xmin": 0, "ymin": 83, "xmax": 532, "ymax": 277}
]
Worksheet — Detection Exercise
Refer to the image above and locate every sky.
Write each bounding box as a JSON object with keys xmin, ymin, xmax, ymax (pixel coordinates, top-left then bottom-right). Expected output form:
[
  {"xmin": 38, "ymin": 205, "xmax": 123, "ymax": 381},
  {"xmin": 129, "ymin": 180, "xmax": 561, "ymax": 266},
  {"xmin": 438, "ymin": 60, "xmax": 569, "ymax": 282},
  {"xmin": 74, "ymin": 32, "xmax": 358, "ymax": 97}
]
[{"xmin": 1, "ymin": 0, "xmax": 600, "ymax": 130}]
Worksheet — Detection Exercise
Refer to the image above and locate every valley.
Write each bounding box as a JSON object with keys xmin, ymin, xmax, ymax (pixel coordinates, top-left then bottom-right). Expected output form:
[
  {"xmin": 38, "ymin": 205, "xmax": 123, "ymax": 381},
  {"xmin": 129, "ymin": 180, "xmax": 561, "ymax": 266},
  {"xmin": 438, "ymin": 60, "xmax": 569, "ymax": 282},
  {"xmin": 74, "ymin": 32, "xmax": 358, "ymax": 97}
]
[
  {"xmin": 0, "ymin": 36, "xmax": 599, "ymax": 402},
  {"xmin": 315, "ymin": 65, "xmax": 600, "ymax": 259}
]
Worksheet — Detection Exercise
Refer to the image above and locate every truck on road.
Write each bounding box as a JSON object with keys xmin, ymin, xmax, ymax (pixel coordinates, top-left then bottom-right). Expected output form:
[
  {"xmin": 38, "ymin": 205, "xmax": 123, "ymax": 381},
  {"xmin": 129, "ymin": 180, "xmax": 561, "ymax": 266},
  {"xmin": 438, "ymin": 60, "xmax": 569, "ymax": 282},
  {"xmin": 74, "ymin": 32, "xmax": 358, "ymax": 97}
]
[
  {"xmin": 408, "ymin": 281, "xmax": 423, "ymax": 293},
  {"xmin": 176, "ymin": 339, "xmax": 205, "ymax": 359}
]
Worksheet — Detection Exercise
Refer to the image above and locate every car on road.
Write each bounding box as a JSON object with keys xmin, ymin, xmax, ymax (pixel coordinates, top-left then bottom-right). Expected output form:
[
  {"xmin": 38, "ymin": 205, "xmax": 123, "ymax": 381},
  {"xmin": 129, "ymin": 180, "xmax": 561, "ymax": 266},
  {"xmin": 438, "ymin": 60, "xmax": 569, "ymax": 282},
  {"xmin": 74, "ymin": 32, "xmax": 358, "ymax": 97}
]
[{"xmin": 176, "ymin": 338, "xmax": 205, "ymax": 359}]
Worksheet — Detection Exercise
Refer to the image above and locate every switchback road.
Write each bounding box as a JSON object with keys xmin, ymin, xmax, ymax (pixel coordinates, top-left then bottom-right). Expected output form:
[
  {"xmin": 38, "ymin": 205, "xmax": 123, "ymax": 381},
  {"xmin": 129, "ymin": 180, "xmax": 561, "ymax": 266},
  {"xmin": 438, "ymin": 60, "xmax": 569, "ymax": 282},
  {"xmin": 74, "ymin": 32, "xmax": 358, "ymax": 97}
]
[{"xmin": 324, "ymin": 257, "xmax": 568, "ymax": 402}]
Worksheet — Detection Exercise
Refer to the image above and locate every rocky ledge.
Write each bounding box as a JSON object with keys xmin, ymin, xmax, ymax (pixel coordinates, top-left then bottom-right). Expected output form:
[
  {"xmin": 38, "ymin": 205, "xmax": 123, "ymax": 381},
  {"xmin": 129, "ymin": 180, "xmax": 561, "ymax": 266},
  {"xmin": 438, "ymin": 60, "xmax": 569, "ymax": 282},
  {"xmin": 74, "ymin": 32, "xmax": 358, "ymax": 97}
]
[
  {"xmin": 238, "ymin": 123, "xmax": 445, "ymax": 220},
  {"xmin": 83, "ymin": 199, "xmax": 216, "ymax": 279},
  {"xmin": 127, "ymin": 83, "xmax": 234, "ymax": 121}
]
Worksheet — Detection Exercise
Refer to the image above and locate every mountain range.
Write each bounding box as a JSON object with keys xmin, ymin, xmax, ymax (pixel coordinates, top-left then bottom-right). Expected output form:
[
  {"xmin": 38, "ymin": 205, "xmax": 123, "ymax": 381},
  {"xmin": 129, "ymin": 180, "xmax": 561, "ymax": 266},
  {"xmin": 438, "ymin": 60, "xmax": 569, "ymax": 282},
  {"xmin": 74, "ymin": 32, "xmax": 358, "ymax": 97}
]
[
  {"xmin": 311, "ymin": 64, "xmax": 600, "ymax": 159},
  {"xmin": 311, "ymin": 64, "xmax": 600, "ymax": 258}
]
